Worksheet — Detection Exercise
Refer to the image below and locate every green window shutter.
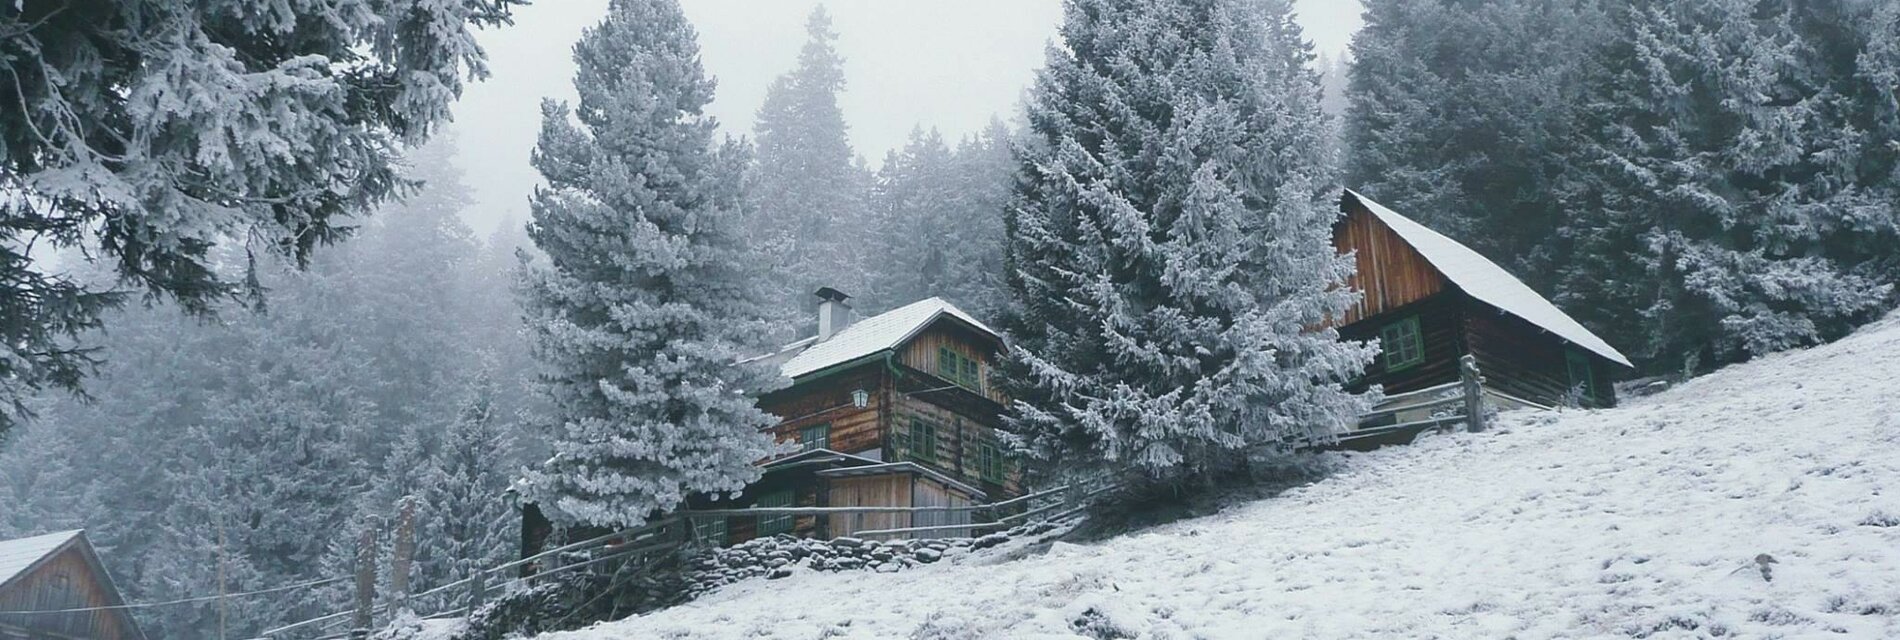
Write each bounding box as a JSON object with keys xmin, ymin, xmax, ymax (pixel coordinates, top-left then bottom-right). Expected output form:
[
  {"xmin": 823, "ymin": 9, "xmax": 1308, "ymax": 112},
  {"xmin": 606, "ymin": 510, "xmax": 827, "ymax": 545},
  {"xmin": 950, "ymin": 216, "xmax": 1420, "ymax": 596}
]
[
  {"xmin": 961, "ymin": 356, "xmax": 980, "ymax": 390},
  {"xmin": 693, "ymin": 517, "xmax": 728, "ymax": 546},
  {"xmin": 978, "ymin": 440, "xmax": 1004, "ymax": 483},
  {"xmin": 757, "ymin": 489, "xmax": 793, "ymax": 536},
  {"xmin": 799, "ymin": 423, "xmax": 830, "ymax": 451},
  {"xmin": 910, "ymin": 417, "xmax": 937, "ymax": 465},
  {"xmin": 1381, "ymin": 316, "xmax": 1425, "ymax": 371},
  {"xmin": 938, "ymin": 346, "xmax": 957, "ymax": 380}
]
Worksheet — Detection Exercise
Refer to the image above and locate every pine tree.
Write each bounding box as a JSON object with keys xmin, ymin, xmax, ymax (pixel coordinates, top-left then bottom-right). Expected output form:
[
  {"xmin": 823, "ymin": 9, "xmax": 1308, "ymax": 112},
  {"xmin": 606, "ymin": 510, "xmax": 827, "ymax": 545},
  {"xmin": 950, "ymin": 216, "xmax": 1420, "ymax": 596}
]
[
  {"xmin": 750, "ymin": 5, "xmax": 877, "ymax": 316},
  {"xmin": 414, "ymin": 368, "xmax": 517, "ymax": 590},
  {"xmin": 999, "ymin": 0, "xmax": 1374, "ymax": 484},
  {"xmin": 1343, "ymin": 0, "xmax": 1607, "ymax": 287},
  {"xmin": 0, "ymin": 0, "xmax": 520, "ymax": 436},
  {"xmin": 1554, "ymin": 0, "xmax": 1892, "ymax": 373},
  {"xmin": 517, "ymin": 0, "xmax": 783, "ymax": 529}
]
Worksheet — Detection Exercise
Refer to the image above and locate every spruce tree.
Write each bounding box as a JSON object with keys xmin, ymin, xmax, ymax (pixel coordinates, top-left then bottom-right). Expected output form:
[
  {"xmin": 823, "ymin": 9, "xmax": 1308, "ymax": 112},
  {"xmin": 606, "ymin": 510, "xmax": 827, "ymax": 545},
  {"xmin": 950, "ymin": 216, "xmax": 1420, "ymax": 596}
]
[
  {"xmin": 518, "ymin": 0, "xmax": 782, "ymax": 528},
  {"xmin": 750, "ymin": 5, "xmax": 877, "ymax": 315},
  {"xmin": 999, "ymin": 0, "xmax": 1374, "ymax": 484},
  {"xmin": 1554, "ymin": 0, "xmax": 1892, "ymax": 372},
  {"xmin": 1343, "ymin": 0, "xmax": 1607, "ymax": 287}
]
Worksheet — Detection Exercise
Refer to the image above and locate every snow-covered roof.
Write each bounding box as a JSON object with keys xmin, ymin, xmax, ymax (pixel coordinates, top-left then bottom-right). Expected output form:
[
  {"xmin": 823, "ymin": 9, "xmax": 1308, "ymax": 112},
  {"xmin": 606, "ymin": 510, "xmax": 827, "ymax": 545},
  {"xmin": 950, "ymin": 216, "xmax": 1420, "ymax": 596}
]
[
  {"xmin": 776, "ymin": 297, "xmax": 999, "ymax": 380},
  {"xmin": 0, "ymin": 529, "xmax": 82, "ymax": 589},
  {"xmin": 1344, "ymin": 189, "xmax": 1633, "ymax": 368}
]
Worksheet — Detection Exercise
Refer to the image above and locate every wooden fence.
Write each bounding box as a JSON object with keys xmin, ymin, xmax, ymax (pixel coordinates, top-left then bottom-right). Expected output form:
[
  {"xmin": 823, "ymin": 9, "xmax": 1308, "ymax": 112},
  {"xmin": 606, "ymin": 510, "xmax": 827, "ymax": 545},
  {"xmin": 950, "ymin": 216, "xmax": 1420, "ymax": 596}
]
[
  {"xmin": 253, "ymin": 477, "xmax": 1113, "ymax": 640},
  {"xmin": 260, "ymin": 359, "xmax": 1498, "ymax": 638}
]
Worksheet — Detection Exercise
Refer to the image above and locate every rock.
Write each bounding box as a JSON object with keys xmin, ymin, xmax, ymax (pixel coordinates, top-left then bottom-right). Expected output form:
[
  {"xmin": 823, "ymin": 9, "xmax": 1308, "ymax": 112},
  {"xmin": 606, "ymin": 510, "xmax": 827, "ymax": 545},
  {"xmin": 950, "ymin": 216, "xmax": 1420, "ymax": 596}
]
[
  {"xmin": 873, "ymin": 562, "xmax": 901, "ymax": 573},
  {"xmin": 767, "ymin": 567, "xmax": 794, "ymax": 580},
  {"xmin": 914, "ymin": 548, "xmax": 942, "ymax": 563},
  {"xmin": 832, "ymin": 537, "xmax": 865, "ymax": 548},
  {"xmin": 973, "ymin": 533, "xmax": 1010, "ymax": 550}
]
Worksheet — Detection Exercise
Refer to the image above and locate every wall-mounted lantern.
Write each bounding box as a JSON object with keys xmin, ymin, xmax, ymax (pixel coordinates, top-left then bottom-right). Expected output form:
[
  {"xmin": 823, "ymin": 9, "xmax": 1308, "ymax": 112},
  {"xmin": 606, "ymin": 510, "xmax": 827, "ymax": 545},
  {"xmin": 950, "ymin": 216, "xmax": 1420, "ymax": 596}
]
[{"xmin": 851, "ymin": 388, "xmax": 869, "ymax": 408}]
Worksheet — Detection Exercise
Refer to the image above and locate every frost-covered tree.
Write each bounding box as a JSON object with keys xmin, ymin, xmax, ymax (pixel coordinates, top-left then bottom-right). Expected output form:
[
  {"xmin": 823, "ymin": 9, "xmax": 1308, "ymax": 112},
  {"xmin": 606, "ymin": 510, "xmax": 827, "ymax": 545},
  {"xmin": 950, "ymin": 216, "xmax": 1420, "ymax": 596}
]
[
  {"xmin": 0, "ymin": 135, "xmax": 525, "ymax": 638},
  {"xmin": 998, "ymin": 0, "xmax": 1375, "ymax": 485},
  {"xmin": 1554, "ymin": 0, "xmax": 1894, "ymax": 373},
  {"xmin": 868, "ymin": 122, "xmax": 1013, "ymax": 318},
  {"xmin": 749, "ymin": 5, "xmax": 877, "ymax": 316},
  {"xmin": 415, "ymin": 369, "xmax": 518, "ymax": 588},
  {"xmin": 517, "ymin": 0, "xmax": 782, "ymax": 529},
  {"xmin": 1343, "ymin": 0, "xmax": 1607, "ymax": 287},
  {"xmin": 0, "ymin": 0, "xmax": 519, "ymax": 437}
]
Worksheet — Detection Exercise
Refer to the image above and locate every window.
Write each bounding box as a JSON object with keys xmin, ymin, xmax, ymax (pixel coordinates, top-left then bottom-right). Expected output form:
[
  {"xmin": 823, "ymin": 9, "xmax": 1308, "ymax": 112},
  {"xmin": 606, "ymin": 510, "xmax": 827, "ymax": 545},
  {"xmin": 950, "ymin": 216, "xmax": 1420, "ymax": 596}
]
[
  {"xmin": 977, "ymin": 439, "xmax": 1006, "ymax": 484},
  {"xmin": 756, "ymin": 488, "xmax": 793, "ymax": 536},
  {"xmin": 692, "ymin": 517, "xmax": 728, "ymax": 546},
  {"xmin": 1565, "ymin": 350, "xmax": 1598, "ymax": 404},
  {"xmin": 799, "ymin": 423, "xmax": 830, "ymax": 452},
  {"xmin": 1380, "ymin": 316, "xmax": 1425, "ymax": 371},
  {"xmin": 937, "ymin": 346, "xmax": 982, "ymax": 391},
  {"xmin": 899, "ymin": 416, "xmax": 938, "ymax": 466}
]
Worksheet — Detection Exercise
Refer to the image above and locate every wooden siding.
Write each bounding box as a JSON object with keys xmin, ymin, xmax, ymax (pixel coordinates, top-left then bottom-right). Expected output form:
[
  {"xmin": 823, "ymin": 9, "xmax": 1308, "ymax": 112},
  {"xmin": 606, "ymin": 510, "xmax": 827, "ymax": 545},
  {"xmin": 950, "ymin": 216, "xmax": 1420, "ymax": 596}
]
[
  {"xmin": 1463, "ymin": 299, "xmax": 1619, "ymax": 408},
  {"xmin": 1340, "ymin": 292, "xmax": 1468, "ymax": 395},
  {"xmin": 888, "ymin": 392, "xmax": 1018, "ymax": 497},
  {"xmin": 1334, "ymin": 201, "xmax": 1448, "ymax": 325},
  {"xmin": 0, "ymin": 546, "xmax": 140, "ymax": 640},
  {"xmin": 826, "ymin": 474, "xmax": 913, "ymax": 537},
  {"xmin": 759, "ymin": 366, "xmax": 885, "ymax": 457},
  {"xmin": 897, "ymin": 322, "xmax": 1007, "ymax": 404}
]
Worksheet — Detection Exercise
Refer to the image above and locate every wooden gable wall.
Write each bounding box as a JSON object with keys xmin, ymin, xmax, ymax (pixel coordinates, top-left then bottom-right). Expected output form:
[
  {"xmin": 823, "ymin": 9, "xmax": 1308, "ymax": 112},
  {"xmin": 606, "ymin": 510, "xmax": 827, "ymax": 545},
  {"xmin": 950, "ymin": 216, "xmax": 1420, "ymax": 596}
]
[
  {"xmin": 1334, "ymin": 200, "xmax": 1448, "ymax": 326},
  {"xmin": 897, "ymin": 320, "xmax": 1007, "ymax": 404},
  {"xmin": 0, "ymin": 545, "xmax": 140, "ymax": 640}
]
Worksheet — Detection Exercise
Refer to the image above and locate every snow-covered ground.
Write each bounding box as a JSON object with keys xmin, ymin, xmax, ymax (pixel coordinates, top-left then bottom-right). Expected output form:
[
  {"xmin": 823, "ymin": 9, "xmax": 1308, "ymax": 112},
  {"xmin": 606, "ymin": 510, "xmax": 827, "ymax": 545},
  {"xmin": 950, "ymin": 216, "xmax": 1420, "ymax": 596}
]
[{"xmin": 543, "ymin": 315, "xmax": 1900, "ymax": 639}]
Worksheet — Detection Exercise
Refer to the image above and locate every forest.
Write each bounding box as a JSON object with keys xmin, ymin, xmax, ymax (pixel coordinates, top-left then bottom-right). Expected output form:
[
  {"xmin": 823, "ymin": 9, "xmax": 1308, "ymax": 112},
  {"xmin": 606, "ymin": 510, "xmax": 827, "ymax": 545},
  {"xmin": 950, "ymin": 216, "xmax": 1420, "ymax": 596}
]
[{"xmin": 2, "ymin": 0, "xmax": 1898, "ymax": 638}]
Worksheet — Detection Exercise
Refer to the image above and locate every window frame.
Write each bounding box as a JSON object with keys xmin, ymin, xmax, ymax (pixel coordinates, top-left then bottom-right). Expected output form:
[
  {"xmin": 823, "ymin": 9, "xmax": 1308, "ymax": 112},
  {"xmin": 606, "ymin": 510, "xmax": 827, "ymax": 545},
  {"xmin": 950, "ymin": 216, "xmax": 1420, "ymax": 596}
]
[
  {"xmin": 1565, "ymin": 349, "xmax": 1598, "ymax": 404},
  {"xmin": 907, "ymin": 416, "xmax": 938, "ymax": 466},
  {"xmin": 977, "ymin": 439, "xmax": 1005, "ymax": 484},
  {"xmin": 1380, "ymin": 316, "xmax": 1426, "ymax": 372},
  {"xmin": 798, "ymin": 423, "xmax": 831, "ymax": 452},
  {"xmin": 937, "ymin": 346, "xmax": 982, "ymax": 392},
  {"xmin": 756, "ymin": 488, "xmax": 794, "ymax": 536},
  {"xmin": 692, "ymin": 516, "xmax": 728, "ymax": 546}
]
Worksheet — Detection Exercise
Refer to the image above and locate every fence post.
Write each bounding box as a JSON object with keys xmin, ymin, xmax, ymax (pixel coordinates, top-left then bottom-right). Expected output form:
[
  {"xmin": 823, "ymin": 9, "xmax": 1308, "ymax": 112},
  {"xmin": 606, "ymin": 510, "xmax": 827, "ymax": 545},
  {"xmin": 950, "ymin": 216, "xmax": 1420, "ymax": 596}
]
[
  {"xmin": 350, "ymin": 522, "xmax": 380, "ymax": 640},
  {"xmin": 388, "ymin": 497, "xmax": 417, "ymax": 616},
  {"xmin": 1460, "ymin": 354, "xmax": 1487, "ymax": 433},
  {"xmin": 466, "ymin": 570, "xmax": 487, "ymax": 617}
]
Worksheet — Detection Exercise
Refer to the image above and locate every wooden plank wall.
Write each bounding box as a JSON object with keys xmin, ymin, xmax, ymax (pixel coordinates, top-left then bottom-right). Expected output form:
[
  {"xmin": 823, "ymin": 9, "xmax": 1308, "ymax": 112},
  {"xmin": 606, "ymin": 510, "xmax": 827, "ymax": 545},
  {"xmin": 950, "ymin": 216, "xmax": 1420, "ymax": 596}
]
[
  {"xmin": 1463, "ymin": 302, "xmax": 1619, "ymax": 408},
  {"xmin": 911, "ymin": 477, "xmax": 975, "ymax": 538},
  {"xmin": 898, "ymin": 323, "xmax": 1008, "ymax": 404},
  {"xmin": 826, "ymin": 475, "xmax": 913, "ymax": 537},
  {"xmin": 1334, "ymin": 203, "xmax": 1448, "ymax": 326},
  {"xmin": 889, "ymin": 394, "xmax": 1019, "ymax": 497},
  {"xmin": 760, "ymin": 366, "xmax": 886, "ymax": 457},
  {"xmin": 0, "ymin": 547, "xmax": 138, "ymax": 640},
  {"xmin": 1338, "ymin": 292, "xmax": 1468, "ymax": 395}
]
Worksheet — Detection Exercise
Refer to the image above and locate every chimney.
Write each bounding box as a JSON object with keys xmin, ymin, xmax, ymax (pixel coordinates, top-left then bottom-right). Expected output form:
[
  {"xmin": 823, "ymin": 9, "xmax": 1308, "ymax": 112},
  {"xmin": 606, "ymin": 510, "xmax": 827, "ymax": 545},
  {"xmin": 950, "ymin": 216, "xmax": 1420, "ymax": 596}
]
[{"xmin": 815, "ymin": 287, "xmax": 854, "ymax": 341}]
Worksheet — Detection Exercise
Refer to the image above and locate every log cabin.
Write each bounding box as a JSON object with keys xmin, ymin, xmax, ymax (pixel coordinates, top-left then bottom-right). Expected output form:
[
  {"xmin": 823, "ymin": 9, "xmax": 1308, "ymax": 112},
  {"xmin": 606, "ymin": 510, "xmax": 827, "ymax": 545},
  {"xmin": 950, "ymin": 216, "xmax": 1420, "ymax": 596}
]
[
  {"xmin": 520, "ymin": 289, "xmax": 1016, "ymax": 553},
  {"xmin": 691, "ymin": 288, "xmax": 1017, "ymax": 544},
  {"xmin": 0, "ymin": 530, "xmax": 145, "ymax": 640},
  {"xmin": 1334, "ymin": 189, "xmax": 1633, "ymax": 414}
]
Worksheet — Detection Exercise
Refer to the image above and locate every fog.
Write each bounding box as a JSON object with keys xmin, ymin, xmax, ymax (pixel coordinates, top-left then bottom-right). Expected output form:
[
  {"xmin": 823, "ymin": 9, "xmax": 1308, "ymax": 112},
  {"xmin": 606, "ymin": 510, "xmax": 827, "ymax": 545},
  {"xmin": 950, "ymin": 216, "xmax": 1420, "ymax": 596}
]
[{"xmin": 446, "ymin": 0, "xmax": 1364, "ymax": 234}]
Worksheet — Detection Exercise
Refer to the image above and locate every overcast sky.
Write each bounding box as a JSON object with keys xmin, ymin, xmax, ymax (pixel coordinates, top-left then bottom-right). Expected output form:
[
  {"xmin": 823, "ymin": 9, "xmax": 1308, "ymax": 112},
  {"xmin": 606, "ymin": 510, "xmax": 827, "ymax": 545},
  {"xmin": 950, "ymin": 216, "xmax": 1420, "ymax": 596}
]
[{"xmin": 446, "ymin": 1, "xmax": 1364, "ymax": 235}]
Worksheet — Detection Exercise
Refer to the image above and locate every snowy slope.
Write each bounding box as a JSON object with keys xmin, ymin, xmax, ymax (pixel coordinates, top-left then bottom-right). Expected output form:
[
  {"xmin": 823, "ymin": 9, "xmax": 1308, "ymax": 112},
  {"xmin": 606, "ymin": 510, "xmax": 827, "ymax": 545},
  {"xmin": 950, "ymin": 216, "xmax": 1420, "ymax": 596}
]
[{"xmin": 545, "ymin": 314, "xmax": 1900, "ymax": 639}]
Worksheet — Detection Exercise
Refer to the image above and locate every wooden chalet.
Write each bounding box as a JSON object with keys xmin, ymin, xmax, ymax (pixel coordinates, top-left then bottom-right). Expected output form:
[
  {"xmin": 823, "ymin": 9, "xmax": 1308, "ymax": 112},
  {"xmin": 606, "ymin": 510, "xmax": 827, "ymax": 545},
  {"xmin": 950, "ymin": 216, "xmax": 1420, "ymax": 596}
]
[
  {"xmin": 694, "ymin": 289, "xmax": 1017, "ymax": 544},
  {"xmin": 0, "ymin": 530, "xmax": 145, "ymax": 640},
  {"xmin": 520, "ymin": 289, "xmax": 1016, "ymax": 552},
  {"xmin": 1334, "ymin": 189, "xmax": 1633, "ymax": 411}
]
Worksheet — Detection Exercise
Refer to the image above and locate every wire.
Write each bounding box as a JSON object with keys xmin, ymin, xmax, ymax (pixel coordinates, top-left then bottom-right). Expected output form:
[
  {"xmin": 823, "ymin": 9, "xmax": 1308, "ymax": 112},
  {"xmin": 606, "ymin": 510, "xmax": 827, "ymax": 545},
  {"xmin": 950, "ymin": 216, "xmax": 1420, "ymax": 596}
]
[{"xmin": 0, "ymin": 575, "xmax": 348, "ymax": 615}]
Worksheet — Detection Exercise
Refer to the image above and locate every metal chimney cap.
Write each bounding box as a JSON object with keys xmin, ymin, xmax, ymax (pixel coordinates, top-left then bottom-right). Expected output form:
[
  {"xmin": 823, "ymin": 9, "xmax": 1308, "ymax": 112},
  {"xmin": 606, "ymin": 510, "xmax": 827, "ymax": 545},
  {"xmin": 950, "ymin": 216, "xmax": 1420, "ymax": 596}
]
[{"xmin": 814, "ymin": 287, "xmax": 852, "ymax": 303}]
